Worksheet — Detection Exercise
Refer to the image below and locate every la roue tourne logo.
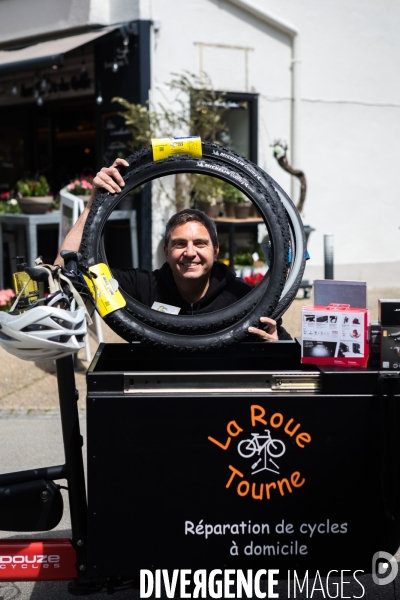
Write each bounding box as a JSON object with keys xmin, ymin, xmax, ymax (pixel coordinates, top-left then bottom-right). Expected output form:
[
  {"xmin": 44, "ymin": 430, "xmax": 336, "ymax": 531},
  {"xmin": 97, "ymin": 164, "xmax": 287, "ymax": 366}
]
[
  {"xmin": 208, "ymin": 404, "xmax": 311, "ymax": 501},
  {"xmin": 140, "ymin": 404, "xmax": 392, "ymax": 598},
  {"xmin": 141, "ymin": 404, "xmax": 313, "ymax": 598}
]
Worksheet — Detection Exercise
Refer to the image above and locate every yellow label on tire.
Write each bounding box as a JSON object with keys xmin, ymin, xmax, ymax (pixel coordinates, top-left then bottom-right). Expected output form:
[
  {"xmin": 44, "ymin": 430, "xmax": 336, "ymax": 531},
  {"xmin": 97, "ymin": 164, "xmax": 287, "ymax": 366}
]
[
  {"xmin": 83, "ymin": 263, "xmax": 126, "ymax": 317},
  {"xmin": 151, "ymin": 136, "xmax": 202, "ymax": 161}
]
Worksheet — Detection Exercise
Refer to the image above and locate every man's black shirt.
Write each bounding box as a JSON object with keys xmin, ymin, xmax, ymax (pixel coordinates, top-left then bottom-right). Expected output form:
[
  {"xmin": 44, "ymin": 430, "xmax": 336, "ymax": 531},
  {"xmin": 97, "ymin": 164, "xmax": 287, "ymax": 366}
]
[{"xmin": 112, "ymin": 261, "xmax": 291, "ymax": 339}]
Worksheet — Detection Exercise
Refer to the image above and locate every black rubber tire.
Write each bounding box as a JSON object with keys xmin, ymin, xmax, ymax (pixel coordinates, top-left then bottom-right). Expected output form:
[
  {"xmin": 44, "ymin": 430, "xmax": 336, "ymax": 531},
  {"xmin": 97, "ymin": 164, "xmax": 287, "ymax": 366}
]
[
  {"xmin": 81, "ymin": 148, "xmax": 291, "ymax": 350},
  {"xmin": 105, "ymin": 142, "xmax": 307, "ymax": 320}
]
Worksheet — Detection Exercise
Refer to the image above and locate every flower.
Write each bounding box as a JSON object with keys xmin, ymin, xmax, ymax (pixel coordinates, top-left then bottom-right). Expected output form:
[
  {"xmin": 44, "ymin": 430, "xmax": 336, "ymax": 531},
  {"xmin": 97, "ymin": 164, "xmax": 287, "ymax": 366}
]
[
  {"xmin": 243, "ymin": 273, "xmax": 264, "ymax": 287},
  {"xmin": 0, "ymin": 197, "xmax": 21, "ymax": 214},
  {"xmin": 0, "ymin": 288, "xmax": 15, "ymax": 310},
  {"xmin": 67, "ymin": 176, "xmax": 93, "ymax": 196}
]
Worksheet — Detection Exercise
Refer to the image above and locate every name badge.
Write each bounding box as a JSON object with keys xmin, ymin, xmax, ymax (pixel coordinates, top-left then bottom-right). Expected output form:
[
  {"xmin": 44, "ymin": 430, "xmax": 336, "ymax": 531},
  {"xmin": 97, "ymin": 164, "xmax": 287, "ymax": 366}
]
[{"xmin": 151, "ymin": 301, "xmax": 181, "ymax": 315}]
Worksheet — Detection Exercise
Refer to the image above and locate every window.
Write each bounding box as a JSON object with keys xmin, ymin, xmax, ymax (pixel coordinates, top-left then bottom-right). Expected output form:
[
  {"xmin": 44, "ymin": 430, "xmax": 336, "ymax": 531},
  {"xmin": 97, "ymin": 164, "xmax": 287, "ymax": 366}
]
[{"xmin": 216, "ymin": 92, "xmax": 258, "ymax": 162}]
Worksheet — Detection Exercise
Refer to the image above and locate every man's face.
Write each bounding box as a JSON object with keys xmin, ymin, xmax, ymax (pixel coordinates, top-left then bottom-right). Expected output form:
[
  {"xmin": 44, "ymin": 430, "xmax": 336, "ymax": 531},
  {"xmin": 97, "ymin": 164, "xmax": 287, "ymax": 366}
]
[{"xmin": 164, "ymin": 221, "xmax": 219, "ymax": 285}]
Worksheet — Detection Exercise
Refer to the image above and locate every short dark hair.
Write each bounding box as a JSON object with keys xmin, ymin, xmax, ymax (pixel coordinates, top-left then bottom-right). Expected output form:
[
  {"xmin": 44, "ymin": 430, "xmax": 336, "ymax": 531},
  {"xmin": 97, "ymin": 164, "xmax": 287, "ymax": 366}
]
[{"xmin": 164, "ymin": 209, "xmax": 219, "ymax": 248}]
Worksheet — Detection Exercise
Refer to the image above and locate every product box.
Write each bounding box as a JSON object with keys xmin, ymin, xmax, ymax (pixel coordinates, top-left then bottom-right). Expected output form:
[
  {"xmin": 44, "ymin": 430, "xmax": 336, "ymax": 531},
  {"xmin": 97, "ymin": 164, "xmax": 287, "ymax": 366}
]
[
  {"xmin": 378, "ymin": 299, "xmax": 400, "ymax": 327},
  {"xmin": 301, "ymin": 304, "xmax": 370, "ymax": 367},
  {"xmin": 314, "ymin": 280, "xmax": 367, "ymax": 309},
  {"xmin": 380, "ymin": 326, "xmax": 400, "ymax": 370}
]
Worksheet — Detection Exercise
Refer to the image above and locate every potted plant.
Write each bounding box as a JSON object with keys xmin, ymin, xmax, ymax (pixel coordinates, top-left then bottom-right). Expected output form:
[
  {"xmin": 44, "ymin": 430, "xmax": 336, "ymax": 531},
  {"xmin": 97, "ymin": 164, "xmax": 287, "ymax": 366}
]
[
  {"xmin": 221, "ymin": 182, "xmax": 239, "ymax": 218},
  {"xmin": 113, "ymin": 71, "xmax": 232, "ymax": 214},
  {"xmin": 191, "ymin": 174, "xmax": 223, "ymax": 219},
  {"xmin": 66, "ymin": 176, "xmax": 93, "ymax": 204},
  {"xmin": 221, "ymin": 182, "xmax": 254, "ymax": 218},
  {"xmin": 15, "ymin": 176, "xmax": 52, "ymax": 214},
  {"xmin": 233, "ymin": 192, "xmax": 251, "ymax": 219},
  {"xmin": 0, "ymin": 190, "xmax": 21, "ymax": 214}
]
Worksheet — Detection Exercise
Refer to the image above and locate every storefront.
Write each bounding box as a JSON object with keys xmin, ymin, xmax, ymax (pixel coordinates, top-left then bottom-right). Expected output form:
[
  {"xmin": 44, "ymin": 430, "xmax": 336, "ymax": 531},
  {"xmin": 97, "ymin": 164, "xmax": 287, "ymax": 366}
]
[{"xmin": 0, "ymin": 21, "xmax": 152, "ymax": 270}]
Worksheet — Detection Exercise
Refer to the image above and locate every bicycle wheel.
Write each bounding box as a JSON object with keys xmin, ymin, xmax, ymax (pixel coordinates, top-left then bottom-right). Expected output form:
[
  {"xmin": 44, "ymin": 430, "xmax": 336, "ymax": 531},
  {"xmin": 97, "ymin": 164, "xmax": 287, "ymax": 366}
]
[
  {"xmin": 237, "ymin": 439, "xmax": 257, "ymax": 458},
  {"xmin": 81, "ymin": 149, "xmax": 290, "ymax": 350},
  {"xmin": 118, "ymin": 142, "xmax": 306, "ymax": 319},
  {"xmin": 267, "ymin": 439, "xmax": 286, "ymax": 458}
]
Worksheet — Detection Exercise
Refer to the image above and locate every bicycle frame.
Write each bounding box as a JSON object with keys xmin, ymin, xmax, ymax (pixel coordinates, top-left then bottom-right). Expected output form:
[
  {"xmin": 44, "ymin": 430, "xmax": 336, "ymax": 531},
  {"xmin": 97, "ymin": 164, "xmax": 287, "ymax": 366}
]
[
  {"xmin": 0, "ymin": 355, "xmax": 88, "ymax": 588},
  {"xmin": 0, "ymin": 247, "xmax": 134, "ymax": 593},
  {"xmin": 249, "ymin": 431, "xmax": 273, "ymax": 448},
  {"xmin": 238, "ymin": 429, "xmax": 286, "ymax": 476}
]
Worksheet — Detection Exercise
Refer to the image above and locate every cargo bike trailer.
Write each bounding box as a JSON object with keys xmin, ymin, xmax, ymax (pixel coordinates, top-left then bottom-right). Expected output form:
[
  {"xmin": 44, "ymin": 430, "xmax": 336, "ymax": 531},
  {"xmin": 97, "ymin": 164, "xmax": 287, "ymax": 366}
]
[
  {"xmin": 0, "ymin": 341, "xmax": 398, "ymax": 595},
  {"xmin": 0, "ymin": 142, "xmax": 399, "ymax": 594}
]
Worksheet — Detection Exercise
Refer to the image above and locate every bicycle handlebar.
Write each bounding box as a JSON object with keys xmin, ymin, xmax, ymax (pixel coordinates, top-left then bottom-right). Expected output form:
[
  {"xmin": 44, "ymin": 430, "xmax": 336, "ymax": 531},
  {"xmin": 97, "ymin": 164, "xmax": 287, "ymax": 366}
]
[
  {"xmin": 24, "ymin": 267, "xmax": 51, "ymax": 283},
  {"xmin": 60, "ymin": 250, "xmax": 82, "ymax": 276}
]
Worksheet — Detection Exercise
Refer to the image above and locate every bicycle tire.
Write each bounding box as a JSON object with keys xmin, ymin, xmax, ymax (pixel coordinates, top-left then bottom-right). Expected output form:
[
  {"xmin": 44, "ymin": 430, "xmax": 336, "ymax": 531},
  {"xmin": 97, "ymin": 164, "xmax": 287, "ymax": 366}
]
[
  {"xmin": 267, "ymin": 439, "xmax": 286, "ymax": 458},
  {"xmin": 125, "ymin": 142, "xmax": 307, "ymax": 320},
  {"xmin": 113, "ymin": 144, "xmax": 306, "ymax": 313},
  {"xmin": 237, "ymin": 439, "xmax": 257, "ymax": 458},
  {"xmin": 98, "ymin": 141, "xmax": 306, "ymax": 320},
  {"xmin": 81, "ymin": 148, "xmax": 290, "ymax": 349}
]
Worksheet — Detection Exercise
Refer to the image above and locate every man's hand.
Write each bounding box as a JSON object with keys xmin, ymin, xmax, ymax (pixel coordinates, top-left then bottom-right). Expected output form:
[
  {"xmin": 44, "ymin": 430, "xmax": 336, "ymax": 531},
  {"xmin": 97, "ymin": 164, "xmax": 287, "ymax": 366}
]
[
  {"xmin": 91, "ymin": 158, "xmax": 129, "ymax": 197},
  {"xmin": 248, "ymin": 316, "xmax": 278, "ymax": 341}
]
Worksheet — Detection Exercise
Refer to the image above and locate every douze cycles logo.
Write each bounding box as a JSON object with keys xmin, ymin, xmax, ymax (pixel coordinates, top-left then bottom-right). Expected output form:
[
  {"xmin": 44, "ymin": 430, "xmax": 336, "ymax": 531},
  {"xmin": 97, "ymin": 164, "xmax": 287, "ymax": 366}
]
[
  {"xmin": 0, "ymin": 554, "xmax": 60, "ymax": 569},
  {"xmin": 208, "ymin": 404, "xmax": 311, "ymax": 501}
]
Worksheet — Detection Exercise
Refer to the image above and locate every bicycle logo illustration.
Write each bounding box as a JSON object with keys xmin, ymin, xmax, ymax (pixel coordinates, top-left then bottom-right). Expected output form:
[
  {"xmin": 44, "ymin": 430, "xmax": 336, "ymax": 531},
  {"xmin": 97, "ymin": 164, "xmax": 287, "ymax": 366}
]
[{"xmin": 237, "ymin": 429, "xmax": 286, "ymax": 475}]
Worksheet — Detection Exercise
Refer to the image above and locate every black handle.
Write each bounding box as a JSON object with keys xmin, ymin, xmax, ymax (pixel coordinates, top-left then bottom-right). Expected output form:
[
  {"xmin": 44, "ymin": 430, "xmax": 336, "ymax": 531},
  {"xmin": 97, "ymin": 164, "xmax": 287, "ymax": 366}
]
[
  {"xmin": 24, "ymin": 267, "xmax": 50, "ymax": 283},
  {"xmin": 60, "ymin": 250, "xmax": 82, "ymax": 275}
]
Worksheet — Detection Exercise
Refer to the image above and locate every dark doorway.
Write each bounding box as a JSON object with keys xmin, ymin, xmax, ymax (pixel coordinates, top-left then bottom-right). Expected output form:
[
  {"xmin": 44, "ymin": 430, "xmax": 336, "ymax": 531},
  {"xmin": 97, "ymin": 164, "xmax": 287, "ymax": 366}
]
[
  {"xmin": 35, "ymin": 98, "xmax": 97, "ymax": 192},
  {"xmin": 0, "ymin": 98, "xmax": 97, "ymax": 195}
]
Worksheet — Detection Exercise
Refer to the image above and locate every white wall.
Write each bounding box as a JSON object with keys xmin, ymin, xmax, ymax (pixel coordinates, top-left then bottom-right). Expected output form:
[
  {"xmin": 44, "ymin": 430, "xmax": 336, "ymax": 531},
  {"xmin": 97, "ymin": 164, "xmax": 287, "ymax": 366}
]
[
  {"xmin": 148, "ymin": 0, "xmax": 400, "ymax": 286},
  {"xmin": 148, "ymin": 0, "xmax": 293, "ymax": 261},
  {"xmin": 269, "ymin": 0, "xmax": 400, "ymax": 285},
  {"xmin": 1, "ymin": 0, "xmax": 399, "ymax": 286}
]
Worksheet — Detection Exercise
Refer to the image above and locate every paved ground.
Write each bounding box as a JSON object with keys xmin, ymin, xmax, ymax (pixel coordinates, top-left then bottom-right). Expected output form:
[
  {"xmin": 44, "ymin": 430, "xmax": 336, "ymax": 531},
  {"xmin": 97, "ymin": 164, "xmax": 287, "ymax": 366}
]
[
  {"xmin": 0, "ymin": 319, "xmax": 123, "ymax": 413},
  {"xmin": 0, "ymin": 415, "xmax": 138, "ymax": 599}
]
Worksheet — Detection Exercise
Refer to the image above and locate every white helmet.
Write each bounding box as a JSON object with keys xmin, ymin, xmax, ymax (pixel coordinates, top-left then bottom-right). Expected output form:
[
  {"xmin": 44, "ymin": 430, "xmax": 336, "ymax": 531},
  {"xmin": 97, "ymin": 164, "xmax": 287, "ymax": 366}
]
[{"xmin": 0, "ymin": 306, "xmax": 87, "ymax": 361}]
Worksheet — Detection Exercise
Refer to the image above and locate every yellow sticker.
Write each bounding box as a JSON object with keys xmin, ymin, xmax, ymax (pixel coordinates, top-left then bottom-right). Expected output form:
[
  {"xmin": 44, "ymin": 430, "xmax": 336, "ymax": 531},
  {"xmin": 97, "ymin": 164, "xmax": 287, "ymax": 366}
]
[
  {"xmin": 83, "ymin": 263, "xmax": 126, "ymax": 317},
  {"xmin": 151, "ymin": 136, "xmax": 202, "ymax": 161}
]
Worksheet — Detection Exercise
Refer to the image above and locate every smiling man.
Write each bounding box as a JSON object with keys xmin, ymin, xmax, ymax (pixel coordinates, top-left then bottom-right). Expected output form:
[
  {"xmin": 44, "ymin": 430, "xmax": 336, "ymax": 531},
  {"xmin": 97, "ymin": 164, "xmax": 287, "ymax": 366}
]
[
  {"xmin": 57, "ymin": 158, "xmax": 291, "ymax": 341},
  {"xmin": 112, "ymin": 209, "xmax": 252, "ymax": 315}
]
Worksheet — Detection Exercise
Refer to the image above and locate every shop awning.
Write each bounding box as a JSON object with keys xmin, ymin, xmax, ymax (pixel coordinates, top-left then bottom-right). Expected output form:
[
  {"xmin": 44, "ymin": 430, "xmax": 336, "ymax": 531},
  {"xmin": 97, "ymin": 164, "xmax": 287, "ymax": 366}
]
[{"xmin": 0, "ymin": 28, "xmax": 116, "ymax": 75}]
